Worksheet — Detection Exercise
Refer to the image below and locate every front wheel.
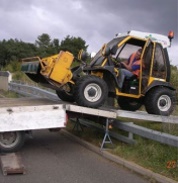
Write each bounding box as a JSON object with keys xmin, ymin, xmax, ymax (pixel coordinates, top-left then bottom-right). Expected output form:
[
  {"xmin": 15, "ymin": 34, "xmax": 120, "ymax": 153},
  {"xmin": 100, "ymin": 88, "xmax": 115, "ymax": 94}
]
[
  {"xmin": 0, "ymin": 131, "xmax": 26, "ymax": 153},
  {"xmin": 74, "ymin": 75, "xmax": 108, "ymax": 108},
  {"xmin": 144, "ymin": 87, "xmax": 176, "ymax": 116}
]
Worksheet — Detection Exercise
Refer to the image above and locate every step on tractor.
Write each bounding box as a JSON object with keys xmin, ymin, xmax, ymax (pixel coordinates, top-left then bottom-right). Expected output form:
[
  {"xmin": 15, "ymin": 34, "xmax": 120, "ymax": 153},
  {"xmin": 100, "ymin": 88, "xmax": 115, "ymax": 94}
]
[{"xmin": 21, "ymin": 30, "xmax": 176, "ymax": 116}]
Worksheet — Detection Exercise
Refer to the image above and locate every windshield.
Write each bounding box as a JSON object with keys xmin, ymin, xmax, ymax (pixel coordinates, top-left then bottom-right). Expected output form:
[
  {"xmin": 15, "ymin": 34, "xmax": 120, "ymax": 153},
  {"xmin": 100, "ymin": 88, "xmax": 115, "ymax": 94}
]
[{"xmin": 90, "ymin": 36, "xmax": 126, "ymax": 67}]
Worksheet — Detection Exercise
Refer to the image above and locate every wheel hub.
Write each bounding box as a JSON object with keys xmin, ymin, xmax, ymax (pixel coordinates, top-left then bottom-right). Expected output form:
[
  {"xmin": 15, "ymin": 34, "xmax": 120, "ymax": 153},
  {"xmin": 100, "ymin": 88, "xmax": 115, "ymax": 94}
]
[
  {"xmin": 159, "ymin": 99, "xmax": 167, "ymax": 107},
  {"xmin": 84, "ymin": 83, "xmax": 102, "ymax": 102},
  {"xmin": 158, "ymin": 95, "xmax": 171, "ymax": 111},
  {"xmin": 0, "ymin": 132, "xmax": 16, "ymax": 145},
  {"xmin": 88, "ymin": 88, "xmax": 96, "ymax": 97}
]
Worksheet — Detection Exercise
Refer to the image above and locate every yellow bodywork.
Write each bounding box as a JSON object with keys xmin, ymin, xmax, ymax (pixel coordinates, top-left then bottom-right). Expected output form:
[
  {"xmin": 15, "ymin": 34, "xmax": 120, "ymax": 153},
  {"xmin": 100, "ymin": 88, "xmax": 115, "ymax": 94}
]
[{"xmin": 40, "ymin": 51, "xmax": 74, "ymax": 84}]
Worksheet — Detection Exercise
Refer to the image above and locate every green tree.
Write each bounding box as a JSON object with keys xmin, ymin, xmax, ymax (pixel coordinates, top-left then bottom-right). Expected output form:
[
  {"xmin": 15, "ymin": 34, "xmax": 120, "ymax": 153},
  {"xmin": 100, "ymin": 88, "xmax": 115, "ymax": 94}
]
[
  {"xmin": 35, "ymin": 33, "xmax": 60, "ymax": 57},
  {"xmin": 170, "ymin": 65, "xmax": 178, "ymax": 88},
  {"xmin": 0, "ymin": 40, "xmax": 8, "ymax": 68},
  {"xmin": 59, "ymin": 35, "xmax": 88, "ymax": 57},
  {"xmin": 35, "ymin": 33, "xmax": 51, "ymax": 48},
  {"xmin": 51, "ymin": 38, "xmax": 60, "ymax": 53},
  {"xmin": 35, "ymin": 33, "xmax": 52, "ymax": 57},
  {"xmin": 0, "ymin": 39, "xmax": 37, "ymax": 70},
  {"xmin": 0, "ymin": 34, "xmax": 89, "ymax": 70}
]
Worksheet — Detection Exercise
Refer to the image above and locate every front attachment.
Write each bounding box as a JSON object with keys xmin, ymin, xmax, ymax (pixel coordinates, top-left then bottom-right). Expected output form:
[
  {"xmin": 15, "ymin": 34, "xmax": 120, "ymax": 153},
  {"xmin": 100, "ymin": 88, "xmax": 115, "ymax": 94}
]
[{"xmin": 21, "ymin": 51, "xmax": 74, "ymax": 88}]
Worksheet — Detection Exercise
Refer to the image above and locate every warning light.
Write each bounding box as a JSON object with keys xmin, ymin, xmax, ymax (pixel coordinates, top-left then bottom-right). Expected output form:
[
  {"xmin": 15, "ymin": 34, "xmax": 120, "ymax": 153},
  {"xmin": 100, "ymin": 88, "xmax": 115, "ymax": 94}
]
[
  {"xmin": 168, "ymin": 31, "xmax": 174, "ymax": 47},
  {"xmin": 168, "ymin": 31, "xmax": 174, "ymax": 40}
]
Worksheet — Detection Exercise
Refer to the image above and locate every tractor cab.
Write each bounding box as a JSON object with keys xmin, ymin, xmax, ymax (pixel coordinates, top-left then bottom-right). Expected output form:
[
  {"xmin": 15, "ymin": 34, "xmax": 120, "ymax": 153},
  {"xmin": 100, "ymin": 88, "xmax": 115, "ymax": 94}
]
[{"xmin": 78, "ymin": 30, "xmax": 175, "ymax": 115}]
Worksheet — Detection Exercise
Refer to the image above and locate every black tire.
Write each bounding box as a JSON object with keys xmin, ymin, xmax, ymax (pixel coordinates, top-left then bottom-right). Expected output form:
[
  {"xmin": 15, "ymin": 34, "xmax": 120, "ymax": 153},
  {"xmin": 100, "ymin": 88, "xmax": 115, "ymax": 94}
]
[
  {"xmin": 118, "ymin": 96, "xmax": 143, "ymax": 111},
  {"xmin": 74, "ymin": 75, "xmax": 108, "ymax": 108},
  {"xmin": 144, "ymin": 87, "xmax": 176, "ymax": 116},
  {"xmin": 56, "ymin": 83, "xmax": 75, "ymax": 102},
  {"xmin": 0, "ymin": 131, "xmax": 26, "ymax": 153}
]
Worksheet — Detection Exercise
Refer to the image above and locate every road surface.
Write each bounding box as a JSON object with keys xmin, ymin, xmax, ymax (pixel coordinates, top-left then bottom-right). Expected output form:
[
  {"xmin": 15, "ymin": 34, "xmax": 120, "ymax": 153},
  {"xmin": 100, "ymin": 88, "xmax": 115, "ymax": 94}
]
[{"xmin": 0, "ymin": 130, "xmax": 150, "ymax": 183}]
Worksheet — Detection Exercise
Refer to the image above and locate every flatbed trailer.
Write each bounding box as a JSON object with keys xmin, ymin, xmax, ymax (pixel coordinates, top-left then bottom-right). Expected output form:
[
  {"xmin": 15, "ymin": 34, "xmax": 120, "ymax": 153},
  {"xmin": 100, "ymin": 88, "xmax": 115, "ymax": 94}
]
[
  {"xmin": 0, "ymin": 98, "xmax": 67, "ymax": 153},
  {"xmin": 0, "ymin": 98, "xmax": 117, "ymax": 152}
]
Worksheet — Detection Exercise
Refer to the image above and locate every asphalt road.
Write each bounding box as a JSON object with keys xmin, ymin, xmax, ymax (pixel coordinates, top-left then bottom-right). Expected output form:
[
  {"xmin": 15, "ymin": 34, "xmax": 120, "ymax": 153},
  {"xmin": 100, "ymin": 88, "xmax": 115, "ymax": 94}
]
[{"xmin": 0, "ymin": 130, "xmax": 150, "ymax": 183}]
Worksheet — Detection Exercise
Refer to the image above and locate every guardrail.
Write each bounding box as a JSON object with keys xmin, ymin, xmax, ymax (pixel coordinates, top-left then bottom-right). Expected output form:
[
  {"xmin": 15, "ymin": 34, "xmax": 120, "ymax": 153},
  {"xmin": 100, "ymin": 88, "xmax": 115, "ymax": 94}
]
[
  {"xmin": 9, "ymin": 81, "xmax": 59, "ymax": 100},
  {"xmin": 9, "ymin": 81, "xmax": 178, "ymax": 147}
]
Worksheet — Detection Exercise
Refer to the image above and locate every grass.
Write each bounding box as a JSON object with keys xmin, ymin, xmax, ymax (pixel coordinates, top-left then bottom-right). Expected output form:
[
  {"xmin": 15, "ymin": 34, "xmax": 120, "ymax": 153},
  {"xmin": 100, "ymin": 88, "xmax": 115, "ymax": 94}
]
[
  {"xmin": 0, "ymin": 89, "xmax": 19, "ymax": 98},
  {"xmin": 112, "ymin": 137, "xmax": 178, "ymax": 180}
]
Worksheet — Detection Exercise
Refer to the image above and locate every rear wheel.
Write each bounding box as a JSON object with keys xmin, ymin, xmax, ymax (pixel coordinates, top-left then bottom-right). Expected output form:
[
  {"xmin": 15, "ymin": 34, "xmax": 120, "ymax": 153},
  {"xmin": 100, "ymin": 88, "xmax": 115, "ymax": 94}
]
[
  {"xmin": 118, "ymin": 96, "xmax": 143, "ymax": 111},
  {"xmin": 74, "ymin": 75, "xmax": 108, "ymax": 108},
  {"xmin": 0, "ymin": 131, "xmax": 26, "ymax": 153},
  {"xmin": 144, "ymin": 87, "xmax": 176, "ymax": 116}
]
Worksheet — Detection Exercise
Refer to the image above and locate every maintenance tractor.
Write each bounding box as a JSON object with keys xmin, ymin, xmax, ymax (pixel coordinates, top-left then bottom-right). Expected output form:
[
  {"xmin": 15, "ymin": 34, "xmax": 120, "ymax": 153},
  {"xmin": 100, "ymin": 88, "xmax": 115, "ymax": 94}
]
[{"xmin": 21, "ymin": 30, "xmax": 176, "ymax": 116}]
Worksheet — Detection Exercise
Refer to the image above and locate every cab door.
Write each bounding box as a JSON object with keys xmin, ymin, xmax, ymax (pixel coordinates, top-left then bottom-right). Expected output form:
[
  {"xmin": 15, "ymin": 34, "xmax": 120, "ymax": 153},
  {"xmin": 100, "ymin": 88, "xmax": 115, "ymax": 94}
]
[
  {"xmin": 140, "ymin": 39, "xmax": 154, "ymax": 93},
  {"xmin": 114, "ymin": 37, "xmax": 152, "ymax": 97}
]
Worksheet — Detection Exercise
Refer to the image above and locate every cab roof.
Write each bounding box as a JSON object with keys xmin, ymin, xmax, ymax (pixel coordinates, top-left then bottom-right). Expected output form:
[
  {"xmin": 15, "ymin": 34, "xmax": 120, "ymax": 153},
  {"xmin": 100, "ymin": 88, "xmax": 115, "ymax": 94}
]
[{"xmin": 116, "ymin": 30, "xmax": 170, "ymax": 48}]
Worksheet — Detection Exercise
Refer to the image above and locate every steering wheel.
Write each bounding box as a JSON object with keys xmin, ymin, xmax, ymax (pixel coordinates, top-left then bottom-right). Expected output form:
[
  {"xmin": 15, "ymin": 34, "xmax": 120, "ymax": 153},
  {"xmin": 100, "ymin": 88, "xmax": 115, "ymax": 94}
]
[
  {"xmin": 115, "ymin": 61, "xmax": 126, "ymax": 69},
  {"xmin": 120, "ymin": 62, "xmax": 127, "ymax": 69}
]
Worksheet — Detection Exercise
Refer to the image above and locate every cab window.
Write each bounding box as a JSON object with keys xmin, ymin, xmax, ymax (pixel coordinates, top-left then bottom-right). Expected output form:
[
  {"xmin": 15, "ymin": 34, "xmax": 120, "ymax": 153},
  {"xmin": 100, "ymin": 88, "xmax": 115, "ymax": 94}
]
[
  {"xmin": 152, "ymin": 44, "xmax": 167, "ymax": 79},
  {"xmin": 114, "ymin": 38, "xmax": 145, "ymax": 62}
]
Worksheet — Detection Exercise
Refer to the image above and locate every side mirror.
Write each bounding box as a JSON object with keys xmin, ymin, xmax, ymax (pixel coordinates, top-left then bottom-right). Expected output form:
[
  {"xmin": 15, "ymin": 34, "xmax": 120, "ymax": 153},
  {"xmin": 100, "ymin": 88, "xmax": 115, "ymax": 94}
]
[
  {"xmin": 77, "ymin": 49, "xmax": 88, "ymax": 61},
  {"xmin": 101, "ymin": 44, "xmax": 110, "ymax": 57}
]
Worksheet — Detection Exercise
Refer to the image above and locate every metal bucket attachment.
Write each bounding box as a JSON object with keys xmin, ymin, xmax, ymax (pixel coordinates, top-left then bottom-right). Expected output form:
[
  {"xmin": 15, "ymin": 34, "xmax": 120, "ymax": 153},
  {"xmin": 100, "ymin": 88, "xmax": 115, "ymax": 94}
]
[
  {"xmin": 21, "ymin": 57, "xmax": 40, "ymax": 74},
  {"xmin": 21, "ymin": 51, "xmax": 74, "ymax": 88}
]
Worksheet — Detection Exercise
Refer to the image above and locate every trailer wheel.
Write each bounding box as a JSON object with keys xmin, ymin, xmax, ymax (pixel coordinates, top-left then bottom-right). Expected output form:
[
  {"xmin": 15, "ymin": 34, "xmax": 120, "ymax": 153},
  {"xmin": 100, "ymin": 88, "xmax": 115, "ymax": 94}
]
[
  {"xmin": 56, "ymin": 83, "xmax": 75, "ymax": 102},
  {"xmin": 0, "ymin": 131, "xmax": 26, "ymax": 153},
  {"xmin": 74, "ymin": 75, "xmax": 108, "ymax": 108},
  {"xmin": 144, "ymin": 87, "xmax": 176, "ymax": 116},
  {"xmin": 118, "ymin": 96, "xmax": 143, "ymax": 111}
]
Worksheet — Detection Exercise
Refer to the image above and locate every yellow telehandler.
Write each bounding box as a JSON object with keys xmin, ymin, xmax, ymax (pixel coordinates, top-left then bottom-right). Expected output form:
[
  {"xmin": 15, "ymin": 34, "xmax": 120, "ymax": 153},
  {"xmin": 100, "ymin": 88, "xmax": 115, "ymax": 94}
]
[{"xmin": 21, "ymin": 30, "xmax": 176, "ymax": 116}]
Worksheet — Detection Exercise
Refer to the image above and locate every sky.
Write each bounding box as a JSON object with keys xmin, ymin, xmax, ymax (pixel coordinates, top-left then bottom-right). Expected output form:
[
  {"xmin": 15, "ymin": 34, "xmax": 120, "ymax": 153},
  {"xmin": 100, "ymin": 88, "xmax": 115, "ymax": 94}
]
[{"xmin": 0, "ymin": 0, "xmax": 177, "ymax": 65}]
